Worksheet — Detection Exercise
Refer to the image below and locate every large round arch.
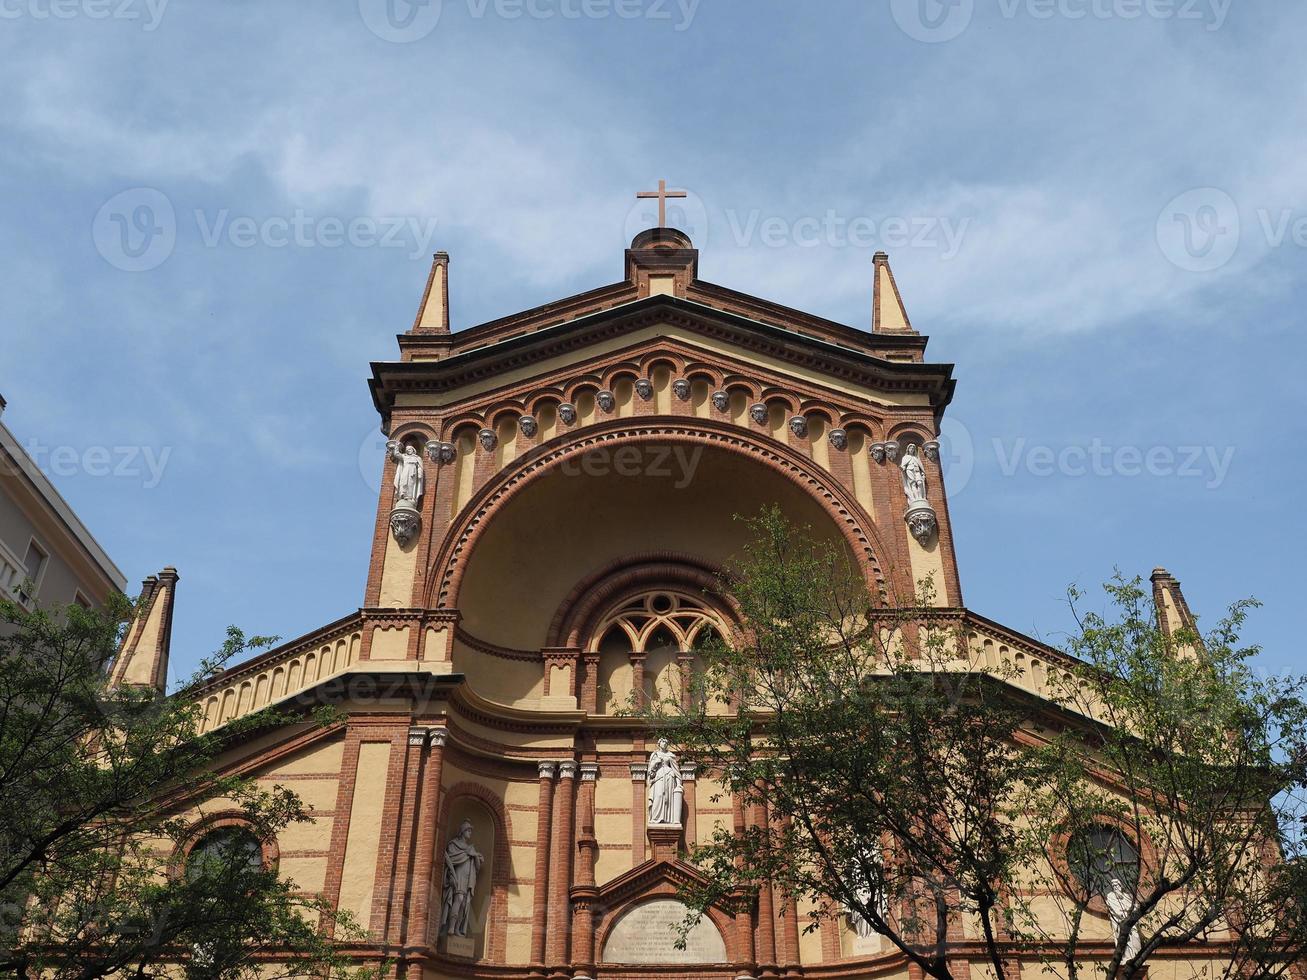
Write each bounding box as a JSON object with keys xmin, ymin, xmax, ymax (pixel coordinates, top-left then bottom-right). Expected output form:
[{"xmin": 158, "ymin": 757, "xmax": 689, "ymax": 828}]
[{"xmin": 429, "ymin": 419, "xmax": 892, "ymax": 652}]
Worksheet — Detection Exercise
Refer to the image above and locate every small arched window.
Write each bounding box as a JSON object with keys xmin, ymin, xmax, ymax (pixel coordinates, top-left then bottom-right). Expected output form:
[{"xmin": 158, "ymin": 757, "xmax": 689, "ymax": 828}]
[
  {"xmin": 588, "ymin": 590, "xmax": 728, "ymax": 655},
  {"xmin": 185, "ymin": 825, "xmax": 265, "ymax": 881},
  {"xmin": 587, "ymin": 589, "xmax": 732, "ymax": 713},
  {"xmin": 1068, "ymin": 824, "xmax": 1140, "ymax": 896}
]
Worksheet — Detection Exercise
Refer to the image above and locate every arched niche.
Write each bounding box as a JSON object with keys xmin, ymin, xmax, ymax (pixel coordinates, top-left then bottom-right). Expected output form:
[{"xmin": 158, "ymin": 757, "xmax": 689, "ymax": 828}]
[{"xmin": 437, "ymin": 793, "xmax": 501, "ymax": 961}]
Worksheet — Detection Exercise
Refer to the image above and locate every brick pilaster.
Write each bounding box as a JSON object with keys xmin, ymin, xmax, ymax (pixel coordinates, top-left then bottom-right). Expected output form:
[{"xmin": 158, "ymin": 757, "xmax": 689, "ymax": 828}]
[
  {"xmin": 546, "ymin": 760, "xmax": 577, "ymax": 975},
  {"xmin": 407, "ymin": 729, "xmax": 447, "ymax": 946},
  {"xmin": 529, "ymin": 762, "xmax": 557, "ymax": 975}
]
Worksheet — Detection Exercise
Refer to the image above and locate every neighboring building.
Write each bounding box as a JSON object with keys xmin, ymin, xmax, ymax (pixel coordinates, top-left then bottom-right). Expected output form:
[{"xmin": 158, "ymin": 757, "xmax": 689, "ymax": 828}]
[
  {"xmin": 0, "ymin": 394, "xmax": 127, "ymax": 610},
  {"xmin": 111, "ymin": 214, "xmax": 1219, "ymax": 980}
]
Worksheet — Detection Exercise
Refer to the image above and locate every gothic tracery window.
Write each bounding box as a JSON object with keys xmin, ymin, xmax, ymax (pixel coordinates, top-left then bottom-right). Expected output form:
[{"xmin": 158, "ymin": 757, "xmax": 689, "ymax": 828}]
[{"xmin": 588, "ymin": 590, "xmax": 728, "ymax": 713}]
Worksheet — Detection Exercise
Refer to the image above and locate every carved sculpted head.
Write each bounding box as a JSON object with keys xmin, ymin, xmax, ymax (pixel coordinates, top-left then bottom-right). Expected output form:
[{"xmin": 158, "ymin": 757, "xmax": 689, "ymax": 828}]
[
  {"xmin": 748, "ymin": 403, "xmax": 768, "ymax": 425},
  {"xmin": 597, "ymin": 390, "xmax": 616, "ymax": 413},
  {"xmin": 869, "ymin": 442, "xmax": 886, "ymax": 464},
  {"xmin": 478, "ymin": 428, "xmax": 497, "ymax": 452},
  {"xmin": 519, "ymin": 415, "xmax": 538, "ymax": 438},
  {"xmin": 788, "ymin": 415, "xmax": 808, "ymax": 439},
  {"xmin": 884, "ymin": 440, "xmax": 901, "ymax": 462},
  {"xmin": 923, "ymin": 440, "xmax": 941, "ymax": 462},
  {"xmin": 828, "ymin": 427, "xmax": 848, "ymax": 451},
  {"xmin": 459, "ymin": 819, "xmax": 474, "ymax": 841},
  {"xmin": 558, "ymin": 403, "xmax": 577, "ymax": 425},
  {"xmin": 635, "ymin": 378, "xmax": 654, "ymax": 401},
  {"xmin": 672, "ymin": 379, "xmax": 691, "ymax": 401},
  {"xmin": 426, "ymin": 441, "xmax": 456, "ymax": 465},
  {"xmin": 711, "ymin": 390, "xmax": 729, "ymax": 412}
]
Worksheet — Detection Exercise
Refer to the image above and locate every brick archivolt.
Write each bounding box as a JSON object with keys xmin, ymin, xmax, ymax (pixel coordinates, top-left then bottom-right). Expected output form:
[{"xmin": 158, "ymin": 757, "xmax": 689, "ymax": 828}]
[{"xmin": 425, "ymin": 417, "xmax": 892, "ymax": 611}]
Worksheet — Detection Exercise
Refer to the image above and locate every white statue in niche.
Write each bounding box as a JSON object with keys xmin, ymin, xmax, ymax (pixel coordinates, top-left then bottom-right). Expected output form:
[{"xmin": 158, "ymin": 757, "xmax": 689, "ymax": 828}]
[
  {"xmin": 845, "ymin": 849, "xmax": 889, "ymax": 941},
  {"xmin": 440, "ymin": 819, "xmax": 485, "ymax": 938},
  {"xmin": 900, "ymin": 443, "xmax": 927, "ymax": 502},
  {"xmin": 646, "ymin": 738, "xmax": 684, "ymax": 826},
  {"xmin": 1104, "ymin": 876, "xmax": 1142, "ymax": 964},
  {"xmin": 390, "ymin": 442, "xmax": 425, "ymax": 505}
]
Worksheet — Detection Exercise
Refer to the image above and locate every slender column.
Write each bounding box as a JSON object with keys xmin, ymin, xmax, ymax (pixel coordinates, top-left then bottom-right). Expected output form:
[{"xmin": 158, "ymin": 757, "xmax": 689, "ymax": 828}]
[
  {"xmin": 386, "ymin": 727, "xmax": 429, "ymax": 946},
  {"xmin": 753, "ymin": 792, "xmax": 778, "ymax": 978},
  {"xmin": 681, "ymin": 762, "xmax": 698, "ymax": 848},
  {"xmin": 529, "ymin": 762, "xmax": 557, "ymax": 975},
  {"xmin": 629, "ymin": 652, "xmax": 647, "ymax": 709},
  {"xmin": 777, "ymin": 814, "xmax": 802, "ymax": 977},
  {"xmin": 677, "ymin": 651, "xmax": 695, "ymax": 711},
  {"xmin": 571, "ymin": 763, "xmax": 600, "ymax": 980},
  {"xmin": 630, "ymin": 763, "xmax": 648, "ymax": 865},
  {"xmin": 407, "ymin": 729, "xmax": 447, "ymax": 947},
  {"xmin": 546, "ymin": 760, "xmax": 578, "ymax": 975},
  {"xmin": 732, "ymin": 794, "xmax": 756, "ymax": 980},
  {"xmin": 581, "ymin": 653, "xmax": 600, "ymax": 714}
]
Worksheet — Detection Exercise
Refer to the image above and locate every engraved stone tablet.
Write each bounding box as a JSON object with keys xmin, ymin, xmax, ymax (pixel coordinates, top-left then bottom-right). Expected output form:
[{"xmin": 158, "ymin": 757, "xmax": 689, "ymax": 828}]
[{"xmin": 602, "ymin": 898, "xmax": 728, "ymax": 964}]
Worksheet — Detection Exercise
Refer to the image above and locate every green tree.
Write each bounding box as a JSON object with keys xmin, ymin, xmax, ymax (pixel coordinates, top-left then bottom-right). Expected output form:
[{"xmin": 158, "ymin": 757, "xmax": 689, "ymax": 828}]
[
  {"xmin": 648, "ymin": 508, "xmax": 1307, "ymax": 980},
  {"xmin": 0, "ymin": 592, "xmax": 370, "ymax": 980}
]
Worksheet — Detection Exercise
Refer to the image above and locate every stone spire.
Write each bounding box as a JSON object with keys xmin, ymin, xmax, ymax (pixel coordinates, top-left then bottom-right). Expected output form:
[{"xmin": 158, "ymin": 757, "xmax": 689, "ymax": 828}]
[
  {"xmin": 108, "ymin": 567, "xmax": 178, "ymax": 693},
  {"xmin": 1150, "ymin": 567, "xmax": 1202, "ymax": 661},
  {"xmin": 872, "ymin": 251, "xmax": 915, "ymax": 334},
  {"xmin": 412, "ymin": 251, "xmax": 451, "ymax": 333}
]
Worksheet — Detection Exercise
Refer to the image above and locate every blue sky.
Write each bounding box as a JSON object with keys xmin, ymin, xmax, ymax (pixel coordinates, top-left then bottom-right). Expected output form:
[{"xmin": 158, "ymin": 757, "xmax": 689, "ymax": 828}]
[{"xmin": 1, "ymin": 0, "xmax": 1303, "ymax": 684}]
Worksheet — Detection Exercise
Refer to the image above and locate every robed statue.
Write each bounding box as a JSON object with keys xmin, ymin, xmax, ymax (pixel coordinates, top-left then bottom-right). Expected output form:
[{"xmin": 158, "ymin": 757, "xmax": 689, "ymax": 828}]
[
  {"xmin": 391, "ymin": 442, "xmax": 425, "ymax": 505},
  {"xmin": 646, "ymin": 738, "xmax": 683, "ymax": 826},
  {"xmin": 440, "ymin": 819, "xmax": 485, "ymax": 938},
  {"xmin": 1104, "ymin": 876, "xmax": 1142, "ymax": 964},
  {"xmin": 900, "ymin": 444, "xmax": 927, "ymax": 502}
]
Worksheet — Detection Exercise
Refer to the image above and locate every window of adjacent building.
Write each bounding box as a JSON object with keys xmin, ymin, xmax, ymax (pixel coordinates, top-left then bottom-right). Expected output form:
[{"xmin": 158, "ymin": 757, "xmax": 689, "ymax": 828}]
[
  {"xmin": 1068, "ymin": 824, "xmax": 1140, "ymax": 896},
  {"xmin": 17, "ymin": 539, "xmax": 47, "ymax": 607}
]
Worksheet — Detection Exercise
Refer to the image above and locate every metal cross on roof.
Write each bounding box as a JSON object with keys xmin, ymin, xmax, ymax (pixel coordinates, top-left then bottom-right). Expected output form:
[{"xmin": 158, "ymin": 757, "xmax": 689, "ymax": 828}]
[{"xmin": 635, "ymin": 179, "xmax": 688, "ymax": 229}]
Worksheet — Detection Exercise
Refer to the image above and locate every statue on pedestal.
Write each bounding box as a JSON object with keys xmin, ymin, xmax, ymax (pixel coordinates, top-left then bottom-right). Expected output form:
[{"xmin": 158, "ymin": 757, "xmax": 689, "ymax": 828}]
[
  {"xmin": 390, "ymin": 442, "xmax": 425, "ymax": 505},
  {"xmin": 646, "ymin": 738, "xmax": 683, "ymax": 826},
  {"xmin": 440, "ymin": 819, "xmax": 485, "ymax": 938},
  {"xmin": 900, "ymin": 443, "xmax": 927, "ymax": 502}
]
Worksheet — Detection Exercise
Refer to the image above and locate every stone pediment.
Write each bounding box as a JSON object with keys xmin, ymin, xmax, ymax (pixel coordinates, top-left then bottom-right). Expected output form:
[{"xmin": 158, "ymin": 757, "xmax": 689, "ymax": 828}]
[{"xmin": 585, "ymin": 857, "xmax": 739, "ymax": 967}]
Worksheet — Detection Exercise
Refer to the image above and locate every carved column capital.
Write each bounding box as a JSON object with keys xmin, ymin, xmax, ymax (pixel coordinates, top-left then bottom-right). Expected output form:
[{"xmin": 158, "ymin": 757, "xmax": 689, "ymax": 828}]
[
  {"xmin": 579, "ymin": 762, "xmax": 600, "ymax": 782},
  {"xmin": 558, "ymin": 760, "xmax": 579, "ymax": 780},
  {"xmin": 630, "ymin": 763, "xmax": 648, "ymax": 782},
  {"xmin": 538, "ymin": 760, "xmax": 558, "ymax": 780}
]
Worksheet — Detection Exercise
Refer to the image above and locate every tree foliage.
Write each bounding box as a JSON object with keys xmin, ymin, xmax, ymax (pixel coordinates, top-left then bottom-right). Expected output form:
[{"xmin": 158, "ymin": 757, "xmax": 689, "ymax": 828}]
[
  {"xmin": 648, "ymin": 508, "xmax": 1307, "ymax": 980},
  {"xmin": 0, "ymin": 592, "xmax": 371, "ymax": 980}
]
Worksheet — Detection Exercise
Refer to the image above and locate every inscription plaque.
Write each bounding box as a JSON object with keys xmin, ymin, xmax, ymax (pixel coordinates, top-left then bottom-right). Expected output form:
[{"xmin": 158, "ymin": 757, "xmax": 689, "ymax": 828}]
[{"xmin": 602, "ymin": 898, "xmax": 728, "ymax": 964}]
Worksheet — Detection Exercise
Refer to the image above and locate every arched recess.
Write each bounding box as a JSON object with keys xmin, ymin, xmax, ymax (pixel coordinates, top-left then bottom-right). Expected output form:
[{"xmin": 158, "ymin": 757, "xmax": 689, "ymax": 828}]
[
  {"xmin": 429, "ymin": 419, "xmax": 894, "ymax": 654},
  {"xmin": 435, "ymin": 782, "xmax": 513, "ymax": 963}
]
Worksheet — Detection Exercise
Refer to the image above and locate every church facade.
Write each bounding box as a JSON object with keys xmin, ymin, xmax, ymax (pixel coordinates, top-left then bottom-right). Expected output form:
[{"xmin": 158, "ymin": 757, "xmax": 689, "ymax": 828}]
[{"xmin": 110, "ymin": 215, "xmax": 1209, "ymax": 980}]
